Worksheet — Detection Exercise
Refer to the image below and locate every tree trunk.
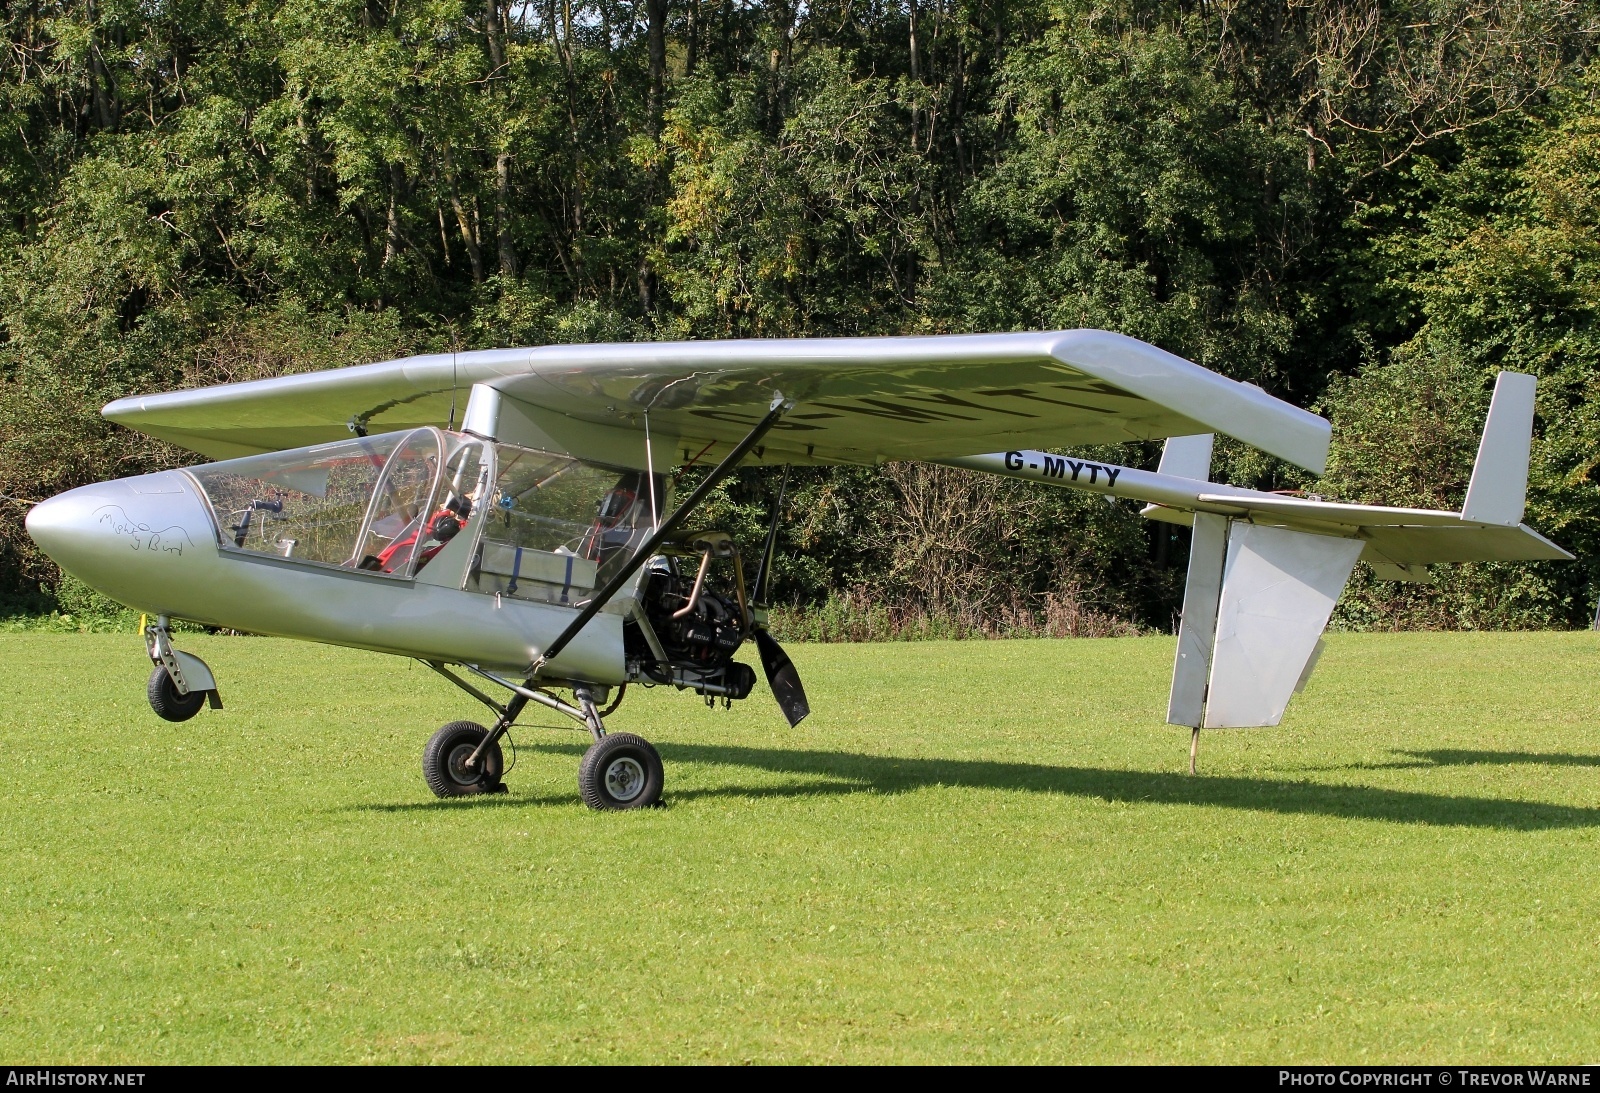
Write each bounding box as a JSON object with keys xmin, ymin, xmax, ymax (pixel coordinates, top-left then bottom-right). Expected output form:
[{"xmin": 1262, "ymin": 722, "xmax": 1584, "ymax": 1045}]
[
  {"xmin": 950, "ymin": 37, "xmax": 968, "ymax": 175},
  {"xmin": 495, "ymin": 152, "xmax": 518, "ymax": 277},
  {"xmin": 553, "ymin": 0, "xmax": 585, "ymax": 285},
  {"xmin": 86, "ymin": 15, "xmax": 116, "ymax": 131},
  {"xmin": 484, "ymin": 0, "xmax": 505, "ymax": 69},
  {"xmin": 685, "ymin": 0, "xmax": 699, "ymax": 77},
  {"xmin": 907, "ymin": 0, "xmax": 921, "ymax": 151},
  {"xmin": 442, "ymin": 149, "xmax": 483, "ymax": 282},
  {"xmin": 383, "ymin": 163, "xmax": 405, "ymax": 266},
  {"xmin": 646, "ymin": 0, "xmax": 668, "ymax": 138},
  {"xmin": 908, "ymin": 0, "xmax": 921, "ymax": 82}
]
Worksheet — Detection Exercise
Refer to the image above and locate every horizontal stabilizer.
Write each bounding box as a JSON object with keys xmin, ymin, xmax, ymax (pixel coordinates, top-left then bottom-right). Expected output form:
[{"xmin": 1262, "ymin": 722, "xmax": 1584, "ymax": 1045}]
[
  {"xmin": 945, "ymin": 446, "xmax": 1572, "ymax": 573},
  {"xmin": 1195, "ymin": 494, "xmax": 1466, "ymax": 527},
  {"xmin": 1368, "ymin": 561, "xmax": 1431, "ymax": 583},
  {"xmin": 1189, "ymin": 493, "xmax": 1572, "ymax": 565}
]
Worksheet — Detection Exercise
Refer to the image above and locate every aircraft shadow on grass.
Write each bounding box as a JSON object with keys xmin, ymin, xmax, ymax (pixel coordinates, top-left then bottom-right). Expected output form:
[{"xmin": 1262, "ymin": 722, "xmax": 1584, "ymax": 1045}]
[
  {"xmin": 365, "ymin": 739, "xmax": 1600, "ymax": 830},
  {"xmin": 1350, "ymin": 750, "xmax": 1600, "ymax": 772}
]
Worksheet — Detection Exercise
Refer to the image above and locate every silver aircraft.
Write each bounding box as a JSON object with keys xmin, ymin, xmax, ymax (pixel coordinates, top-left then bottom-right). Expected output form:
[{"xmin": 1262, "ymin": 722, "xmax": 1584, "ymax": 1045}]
[{"xmin": 24, "ymin": 330, "xmax": 1570, "ymax": 806}]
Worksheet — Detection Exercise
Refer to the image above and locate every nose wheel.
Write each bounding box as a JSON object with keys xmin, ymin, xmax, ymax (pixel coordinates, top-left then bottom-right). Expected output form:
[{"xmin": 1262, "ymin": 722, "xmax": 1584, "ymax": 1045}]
[
  {"xmin": 143, "ymin": 617, "xmax": 221, "ymax": 722},
  {"xmin": 147, "ymin": 665, "xmax": 205, "ymax": 722},
  {"xmin": 422, "ymin": 720, "xmax": 506, "ymax": 796}
]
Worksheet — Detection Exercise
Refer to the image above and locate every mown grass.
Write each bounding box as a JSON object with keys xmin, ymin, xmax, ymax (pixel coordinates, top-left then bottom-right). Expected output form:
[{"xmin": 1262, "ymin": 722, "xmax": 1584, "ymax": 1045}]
[{"xmin": 2, "ymin": 631, "xmax": 1599, "ymax": 1063}]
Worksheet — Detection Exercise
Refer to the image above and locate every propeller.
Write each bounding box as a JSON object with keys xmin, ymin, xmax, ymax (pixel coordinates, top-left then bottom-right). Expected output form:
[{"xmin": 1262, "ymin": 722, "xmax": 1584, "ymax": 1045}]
[
  {"xmin": 750, "ymin": 466, "xmax": 810, "ymax": 727},
  {"xmin": 755, "ymin": 627, "xmax": 810, "ymax": 727}
]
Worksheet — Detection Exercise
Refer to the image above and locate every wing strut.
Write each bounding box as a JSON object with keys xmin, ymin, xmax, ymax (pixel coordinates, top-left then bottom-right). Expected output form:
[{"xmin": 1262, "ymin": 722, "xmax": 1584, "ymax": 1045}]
[
  {"xmin": 532, "ymin": 393, "xmax": 794, "ymax": 673},
  {"xmin": 751, "ymin": 464, "xmax": 791, "ymax": 605}
]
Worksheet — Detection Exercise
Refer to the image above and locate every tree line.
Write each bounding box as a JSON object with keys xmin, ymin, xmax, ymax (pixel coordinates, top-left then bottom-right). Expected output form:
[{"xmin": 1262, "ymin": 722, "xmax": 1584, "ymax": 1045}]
[{"xmin": 2, "ymin": 0, "xmax": 1598, "ymax": 633}]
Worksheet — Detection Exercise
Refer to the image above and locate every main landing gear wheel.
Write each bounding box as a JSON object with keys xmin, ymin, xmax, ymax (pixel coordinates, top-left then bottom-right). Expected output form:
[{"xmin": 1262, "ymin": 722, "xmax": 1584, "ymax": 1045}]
[
  {"xmin": 147, "ymin": 666, "xmax": 205, "ymax": 723},
  {"xmin": 578, "ymin": 733, "xmax": 664, "ymax": 811},
  {"xmin": 423, "ymin": 720, "xmax": 505, "ymax": 797}
]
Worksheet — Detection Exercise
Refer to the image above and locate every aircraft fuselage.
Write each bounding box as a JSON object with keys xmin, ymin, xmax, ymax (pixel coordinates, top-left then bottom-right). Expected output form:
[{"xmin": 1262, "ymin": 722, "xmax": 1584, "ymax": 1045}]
[{"xmin": 25, "ymin": 469, "xmax": 625, "ymax": 682}]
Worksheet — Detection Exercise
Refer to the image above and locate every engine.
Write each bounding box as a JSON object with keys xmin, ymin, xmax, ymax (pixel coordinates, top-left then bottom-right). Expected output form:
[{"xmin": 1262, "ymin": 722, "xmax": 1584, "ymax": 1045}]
[{"xmin": 626, "ymin": 548, "xmax": 757, "ymax": 699}]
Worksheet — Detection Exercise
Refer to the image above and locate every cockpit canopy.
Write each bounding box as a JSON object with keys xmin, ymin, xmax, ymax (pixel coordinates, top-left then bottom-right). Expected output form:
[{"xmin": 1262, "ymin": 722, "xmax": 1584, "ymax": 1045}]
[{"xmin": 186, "ymin": 428, "xmax": 660, "ymax": 588}]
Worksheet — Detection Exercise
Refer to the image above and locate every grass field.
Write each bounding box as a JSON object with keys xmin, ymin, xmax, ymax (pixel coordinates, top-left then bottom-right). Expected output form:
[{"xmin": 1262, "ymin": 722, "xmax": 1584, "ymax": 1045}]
[{"xmin": 3, "ymin": 631, "xmax": 1600, "ymax": 1063}]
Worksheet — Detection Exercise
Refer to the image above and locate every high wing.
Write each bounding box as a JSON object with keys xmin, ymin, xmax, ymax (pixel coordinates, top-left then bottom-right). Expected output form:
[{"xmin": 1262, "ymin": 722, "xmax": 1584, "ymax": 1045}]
[{"xmin": 102, "ymin": 330, "xmax": 1332, "ymax": 472}]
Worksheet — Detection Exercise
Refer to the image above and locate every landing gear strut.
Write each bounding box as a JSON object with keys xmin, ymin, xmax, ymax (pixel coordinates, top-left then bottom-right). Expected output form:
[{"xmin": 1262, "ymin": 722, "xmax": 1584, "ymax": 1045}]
[
  {"xmin": 573, "ymin": 684, "xmax": 662, "ymax": 810},
  {"xmin": 421, "ymin": 662, "xmax": 662, "ymax": 809},
  {"xmin": 143, "ymin": 614, "xmax": 221, "ymax": 722}
]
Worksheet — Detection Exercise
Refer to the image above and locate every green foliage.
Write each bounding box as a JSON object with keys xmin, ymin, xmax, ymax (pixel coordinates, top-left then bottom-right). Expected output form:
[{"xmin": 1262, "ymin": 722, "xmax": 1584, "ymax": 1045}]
[
  {"xmin": 660, "ymin": 48, "xmax": 934, "ymax": 336},
  {"xmin": 47, "ymin": 573, "xmax": 138, "ymax": 629},
  {"xmin": 1322, "ymin": 78, "xmax": 1600, "ymax": 628},
  {"xmin": 0, "ymin": 0, "xmax": 1596, "ymax": 629},
  {"xmin": 937, "ymin": 10, "xmax": 1312, "ymax": 391}
]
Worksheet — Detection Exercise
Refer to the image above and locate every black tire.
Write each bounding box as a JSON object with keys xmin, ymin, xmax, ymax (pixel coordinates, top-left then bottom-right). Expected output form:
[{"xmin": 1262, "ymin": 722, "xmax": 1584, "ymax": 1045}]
[
  {"xmin": 578, "ymin": 733, "xmax": 663, "ymax": 811},
  {"xmin": 148, "ymin": 666, "xmax": 205, "ymax": 723},
  {"xmin": 423, "ymin": 720, "xmax": 504, "ymax": 798}
]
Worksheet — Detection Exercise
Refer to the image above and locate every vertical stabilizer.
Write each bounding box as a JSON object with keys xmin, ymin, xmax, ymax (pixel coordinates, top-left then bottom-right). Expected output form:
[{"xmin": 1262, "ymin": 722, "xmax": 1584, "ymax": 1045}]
[
  {"xmin": 1462, "ymin": 372, "xmax": 1536, "ymax": 526},
  {"xmin": 1167, "ymin": 512, "xmax": 1228, "ymax": 728},
  {"xmin": 1203, "ymin": 525, "xmax": 1362, "ymax": 727},
  {"xmin": 1157, "ymin": 434, "xmax": 1215, "ymax": 481}
]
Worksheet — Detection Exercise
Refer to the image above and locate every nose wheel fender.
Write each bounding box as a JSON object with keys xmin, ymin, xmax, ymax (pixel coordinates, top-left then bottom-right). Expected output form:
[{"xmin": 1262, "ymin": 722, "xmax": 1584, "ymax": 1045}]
[{"xmin": 143, "ymin": 616, "xmax": 222, "ymax": 721}]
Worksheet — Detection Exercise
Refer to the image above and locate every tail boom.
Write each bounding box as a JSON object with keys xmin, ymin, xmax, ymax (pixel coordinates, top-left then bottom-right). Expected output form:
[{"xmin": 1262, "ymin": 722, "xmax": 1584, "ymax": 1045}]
[{"xmin": 941, "ymin": 371, "xmax": 1570, "ymax": 732}]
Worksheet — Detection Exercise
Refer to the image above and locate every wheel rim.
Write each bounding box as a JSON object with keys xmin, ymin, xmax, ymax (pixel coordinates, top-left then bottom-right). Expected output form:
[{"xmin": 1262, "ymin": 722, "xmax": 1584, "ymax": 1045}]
[
  {"xmin": 167, "ymin": 675, "xmax": 198, "ymax": 704},
  {"xmin": 604, "ymin": 755, "xmax": 646, "ymax": 802},
  {"xmin": 446, "ymin": 742, "xmax": 485, "ymax": 786}
]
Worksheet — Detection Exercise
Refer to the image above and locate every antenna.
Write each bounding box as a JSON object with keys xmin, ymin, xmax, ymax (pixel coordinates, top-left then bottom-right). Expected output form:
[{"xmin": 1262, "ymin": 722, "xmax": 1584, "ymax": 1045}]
[{"xmin": 447, "ymin": 347, "xmax": 459, "ymax": 431}]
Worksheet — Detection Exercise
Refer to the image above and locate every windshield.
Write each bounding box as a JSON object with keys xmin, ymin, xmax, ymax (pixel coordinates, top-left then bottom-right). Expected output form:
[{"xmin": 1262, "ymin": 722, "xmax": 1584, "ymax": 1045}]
[
  {"xmin": 188, "ymin": 428, "xmax": 488, "ymax": 578},
  {"xmin": 469, "ymin": 444, "xmax": 662, "ymax": 605}
]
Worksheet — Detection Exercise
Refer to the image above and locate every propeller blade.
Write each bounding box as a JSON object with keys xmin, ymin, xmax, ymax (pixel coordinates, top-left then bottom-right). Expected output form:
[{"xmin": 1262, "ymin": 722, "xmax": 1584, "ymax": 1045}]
[{"xmin": 754, "ymin": 628, "xmax": 810, "ymax": 727}]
